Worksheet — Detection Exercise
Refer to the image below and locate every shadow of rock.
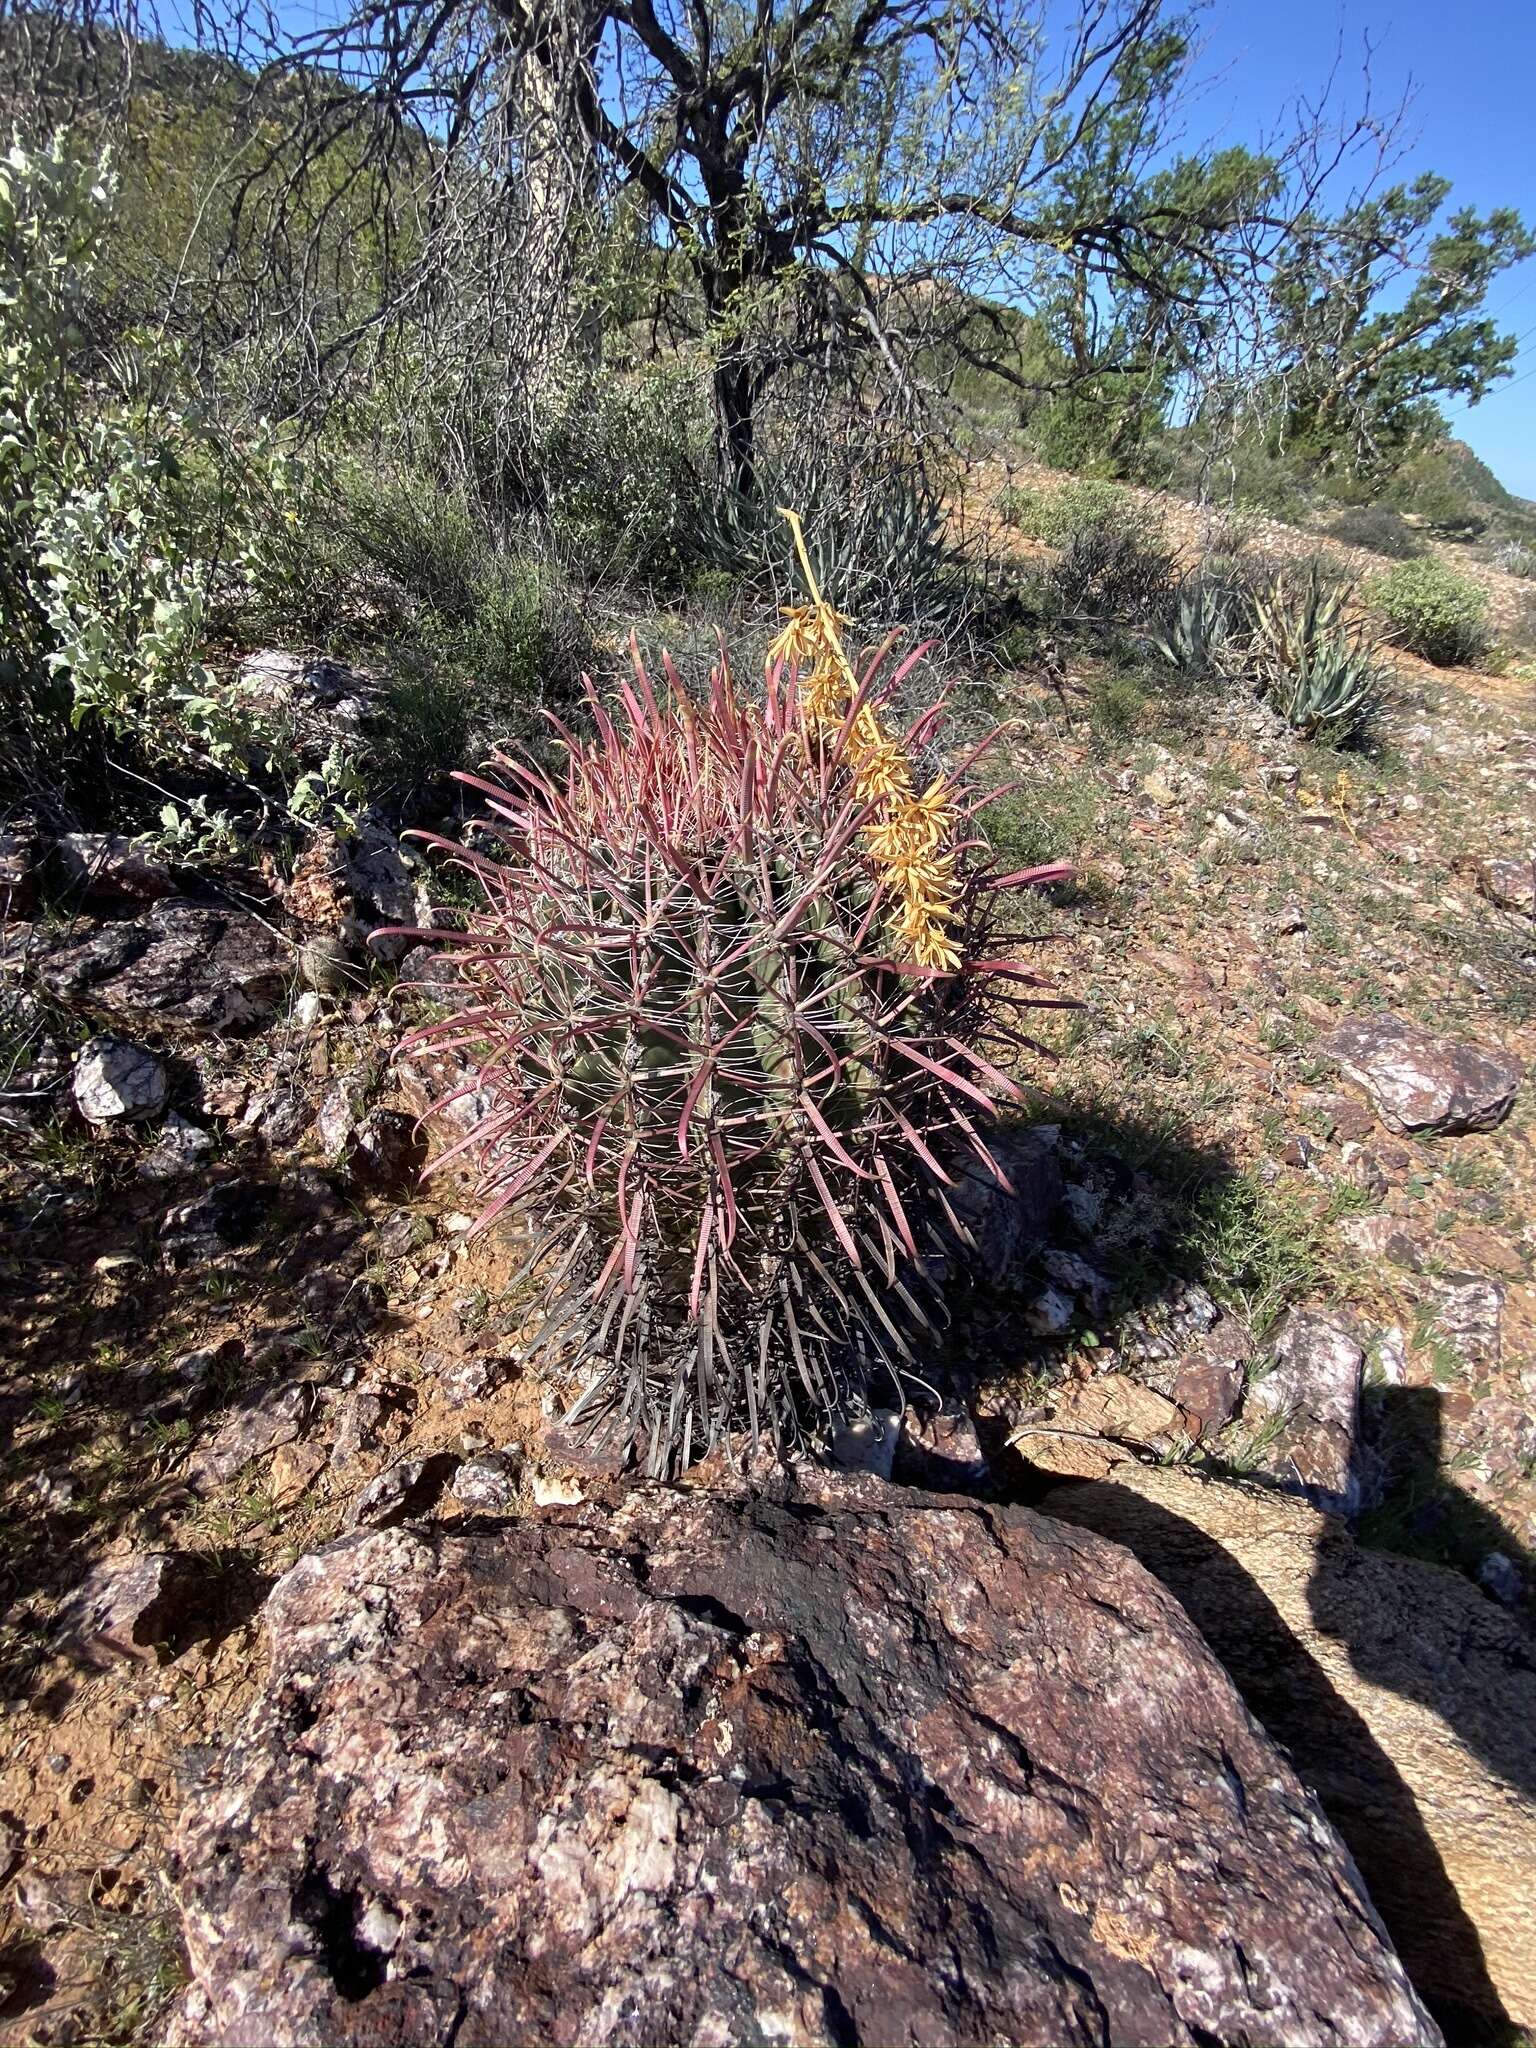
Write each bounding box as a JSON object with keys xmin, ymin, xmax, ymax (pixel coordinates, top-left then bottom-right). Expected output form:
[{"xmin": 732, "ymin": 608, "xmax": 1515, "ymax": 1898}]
[{"xmin": 1036, "ymin": 1456, "xmax": 1536, "ymax": 2045}]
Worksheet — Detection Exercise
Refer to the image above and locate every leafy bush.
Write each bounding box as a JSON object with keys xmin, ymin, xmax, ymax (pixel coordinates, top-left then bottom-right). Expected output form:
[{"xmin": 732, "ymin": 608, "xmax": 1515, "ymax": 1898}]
[
  {"xmin": 535, "ymin": 362, "xmax": 711, "ymax": 587},
  {"xmin": 1368, "ymin": 559, "xmax": 1492, "ymax": 666},
  {"xmin": 1327, "ymin": 504, "xmax": 1423, "ymax": 560},
  {"xmin": 1, "ymin": 136, "xmax": 243, "ymax": 803},
  {"xmin": 1248, "ymin": 566, "xmax": 1386, "ymax": 746},
  {"xmin": 400, "ymin": 618, "xmax": 1065, "ymax": 1474},
  {"xmin": 998, "ymin": 478, "xmax": 1130, "ymax": 545}
]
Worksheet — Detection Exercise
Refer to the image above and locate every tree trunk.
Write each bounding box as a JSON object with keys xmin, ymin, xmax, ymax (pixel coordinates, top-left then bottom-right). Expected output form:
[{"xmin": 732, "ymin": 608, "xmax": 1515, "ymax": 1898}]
[{"xmin": 715, "ymin": 358, "xmax": 757, "ymax": 498}]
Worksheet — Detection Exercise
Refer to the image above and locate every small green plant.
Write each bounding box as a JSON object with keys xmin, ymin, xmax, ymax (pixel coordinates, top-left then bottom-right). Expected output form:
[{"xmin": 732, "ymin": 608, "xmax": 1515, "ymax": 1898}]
[
  {"xmin": 1368, "ymin": 558, "xmax": 1492, "ymax": 667},
  {"xmin": 998, "ymin": 478, "xmax": 1130, "ymax": 545},
  {"xmin": 1148, "ymin": 576, "xmax": 1236, "ymax": 675},
  {"xmin": 1248, "ymin": 564, "xmax": 1386, "ymax": 746}
]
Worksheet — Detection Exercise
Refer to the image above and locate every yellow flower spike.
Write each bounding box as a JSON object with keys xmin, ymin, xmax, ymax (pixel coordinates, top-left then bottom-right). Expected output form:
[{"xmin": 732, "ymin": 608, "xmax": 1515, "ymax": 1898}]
[{"xmin": 776, "ymin": 505, "xmax": 962, "ymax": 974}]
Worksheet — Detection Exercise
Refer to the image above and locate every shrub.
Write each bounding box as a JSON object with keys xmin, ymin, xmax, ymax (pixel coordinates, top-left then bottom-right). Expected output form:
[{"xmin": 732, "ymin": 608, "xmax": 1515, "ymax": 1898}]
[
  {"xmin": 998, "ymin": 478, "xmax": 1129, "ymax": 545},
  {"xmin": 1327, "ymin": 504, "xmax": 1423, "ymax": 561},
  {"xmin": 1049, "ymin": 519, "xmax": 1175, "ymax": 622},
  {"xmin": 1, "ymin": 136, "xmax": 244, "ymax": 804},
  {"xmin": 1368, "ymin": 559, "xmax": 1492, "ymax": 667},
  {"xmin": 397, "ymin": 551, "xmax": 1066, "ymax": 1473},
  {"xmin": 535, "ymin": 362, "xmax": 711, "ymax": 587}
]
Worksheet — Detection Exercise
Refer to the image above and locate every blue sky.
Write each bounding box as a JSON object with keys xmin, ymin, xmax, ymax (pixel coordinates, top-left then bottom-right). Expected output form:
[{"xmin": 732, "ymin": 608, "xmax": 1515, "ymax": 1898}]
[{"xmin": 1191, "ymin": 0, "xmax": 1536, "ymax": 497}]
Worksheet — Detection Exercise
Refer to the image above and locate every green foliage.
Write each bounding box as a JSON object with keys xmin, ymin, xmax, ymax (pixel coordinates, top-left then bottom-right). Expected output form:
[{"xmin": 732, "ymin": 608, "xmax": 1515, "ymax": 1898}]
[
  {"xmin": 998, "ymin": 478, "xmax": 1131, "ymax": 544},
  {"xmin": 1368, "ymin": 558, "xmax": 1492, "ymax": 667},
  {"xmin": 1385, "ymin": 443, "xmax": 1491, "ymax": 539},
  {"xmin": 1148, "ymin": 575, "xmax": 1237, "ymax": 675},
  {"xmin": 532, "ymin": 362, "xmax": 711, "ymax": 587},
  {"xmin": 0, "ymin": 135, "xmax": 244, "ymax": 800},
  {"xmin": 1269, "ymin": 175, "xmax": 1534, "ymax": 461},
  {"xmin": 694, "ymin": 445, "xmax": 962, "ymax": 623},
  {"xmin": 981, "ymin": 771, "xmax": 1100, "ymax": 870},
  {"xmin": 1248, "ymin": 564, "xmax": 1386, "ymax": 746},
  {"xmin": 1327, "ymin": 503, "xmax": 1424, "ymax": 559}
]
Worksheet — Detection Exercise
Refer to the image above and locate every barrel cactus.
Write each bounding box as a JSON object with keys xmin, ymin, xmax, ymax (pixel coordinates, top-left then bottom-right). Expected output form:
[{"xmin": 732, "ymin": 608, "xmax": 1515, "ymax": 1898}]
[{"xmin": 397, "ymin": 543, "xmax": 1066, "ymax": 1473}]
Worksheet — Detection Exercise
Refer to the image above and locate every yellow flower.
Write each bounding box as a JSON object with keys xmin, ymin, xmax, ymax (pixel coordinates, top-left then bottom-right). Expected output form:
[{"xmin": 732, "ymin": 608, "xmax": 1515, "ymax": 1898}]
[{"xmin": 777, "ymin": 506, "xmax": 962, "ymax": 974}]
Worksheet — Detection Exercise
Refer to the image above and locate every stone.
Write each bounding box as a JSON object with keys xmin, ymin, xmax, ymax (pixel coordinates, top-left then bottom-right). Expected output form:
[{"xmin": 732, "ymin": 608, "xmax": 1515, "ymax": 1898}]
[
  {"xmin": 55, "ymin": 831, "xmax": 175, "ymax": 904},
  {"xmin": 348, "ymin": 1109, "xmax": 427, "ymax": 1195},
  {"xmin": 894, "ymin": 1405, "xmax": 990, "ymax": 1489},
  {"xmin": 1015, "ymin": 1374, "xmax": 1182, "ymax": 1479},
  {"xmin": 71, "ymin": 1036, "xmax": 168, "ymax": 1124},
  {"xmin": 449, "ymin": 1451, "xmax": 523, "ymax": 1514},
  {"xmin": 1478, "ymin": 1551, "xmax": 1524, "ymax": 1606},
  {"xmin": 188, "ymin": 1384, "xmax": 312, "ymax": 1489},
  {"xmin": 298, "ymin": 935, "xmax": 355, "ymax": 995},
  {"xmin": 161, "ymin": 1181, "xmax": 264, "ymax": 1268},
  {"xmin": 395, "ymin": 1042, "xmax": 494, "ymax": 1150},
  {"xmin": 1039, "ymin": 1247, "xmax": 1111, "ymax": 1314},
  {"xmin": 345, "ymin": 1452, "xmax": 459, "ymax": 1529},
  {"xmin": 1171, "ymin": 1351, "xmax": 1244, "ymax": 1439},
  {"xmin": 1021, "ymin": 1283, "xmax": 1075, "ymax": 1335},
  {"xmin": 947, "ymin": 1123, "xmax": 1063, "ymax": 1279},
  {"xmin": 170, "ymin": 1481, "xmax": 1436, "ymax": 2048},
  {"xmin": 137, "ymin": 1111, "xmax": 216, "ymax": 1182},
  {"xmin": 440, "ymin": 1354, "xmax": 516, "ymax": 1407},
  {"xmin": 327, "ymin": 1386, "xmax": 412, "ymax": 1474},
  {"xmin": 1429, "ymin": 1275, "xmax": 1504, "ymax": 1371},
  {"xmin": 345, "ymin": 819, "xmax": 417, "ymax": 961},
  {"xmin": 1476, "ymin": 856, "xmax": 1535, "ymax": 915},
  {"xmin": 1319, "ymin": 1013, "xmax": 1523, "ymax": 1137},
  {"xmin": 1245, "ymin": 1308, "xmax": 1363, "ymax": 1514},
  {"xmin": 827, "ymin": 1407, "xmax": 902, "ymax": 1478},
  {"xmin": 38, "ymin": 902, "xmax": 294, "ymax": 1034},
  {"xmin": 1041, "ymin": 1462, "xmax": 1536, "ymax": 2038},
  {"xmin": 1340, "ymin": 1212, "xmax": 1423, "ymax": 1268},
  {"xmin": 54, "ymin": 1552, "xmax": 203, "ymax": 1667}
]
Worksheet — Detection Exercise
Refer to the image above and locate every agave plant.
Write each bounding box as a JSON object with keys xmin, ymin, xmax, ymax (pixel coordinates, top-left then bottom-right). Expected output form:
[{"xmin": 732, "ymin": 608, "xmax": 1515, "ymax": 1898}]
[
  {"xmin": 394, "ymin": 625, "xmax": 1066, "ymax": 1475},
  {"xmin": 1265, "ymin": 633, "xmax": 1386, "ymax": 746},
  {"xmin": 694, "ymin": 447, "xmax": 958, "ymax": 621},
  {"xmin": 1148, "ymin": 575, "xmax": 1235, "ymax": 675},
  {"xmin": 1246, "ymin": 563, "xmax": 1385, "ymax": 746}
]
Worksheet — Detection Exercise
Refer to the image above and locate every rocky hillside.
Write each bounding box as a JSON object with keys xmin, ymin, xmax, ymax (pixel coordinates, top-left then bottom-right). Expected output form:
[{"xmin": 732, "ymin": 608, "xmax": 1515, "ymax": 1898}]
[{"xmin": 0, "ymin": 477, "xmax": 1533, "ymax": 2046}]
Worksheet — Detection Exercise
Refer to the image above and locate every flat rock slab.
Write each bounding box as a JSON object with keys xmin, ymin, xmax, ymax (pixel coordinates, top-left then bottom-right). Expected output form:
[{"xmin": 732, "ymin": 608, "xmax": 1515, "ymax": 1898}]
[
  {"xmin": 1041, "ymin": 1463, "xmax": 1536, "ymax": 2038},
  {"xmin": 171, "ymin": 1477, "xmax": 1435, "ymax": 2048},
  {"xmin": 1319, "ymin": 1013, "xmax": 1523, "ymax": 1137},
  {"xmin": 37, "ymin": 900, "xmax": 293, "ymax": 1033}
]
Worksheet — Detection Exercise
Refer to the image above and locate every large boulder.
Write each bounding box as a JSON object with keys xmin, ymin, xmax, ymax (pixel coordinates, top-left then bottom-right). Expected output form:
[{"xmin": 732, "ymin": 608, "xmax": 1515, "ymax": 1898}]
[
  {"xmin": 36, "ymin": 900, "xmax": 293, "ymax": 1033},
  {"xmin": 171, "ymin": 1477, "xmax": 1436, "ymax": 2048},
  {"xmin": 1040, "ymin": 1462, "xmax": 1536, "ymax": 2039},
  {"xmin": 1319, "ymin": 1013, "xmax": 1523, "ymax": 1137}
]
